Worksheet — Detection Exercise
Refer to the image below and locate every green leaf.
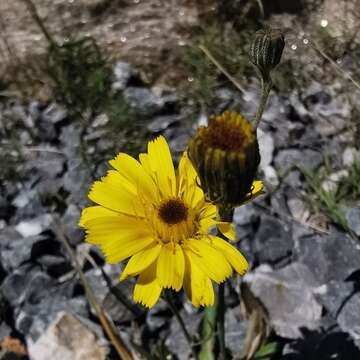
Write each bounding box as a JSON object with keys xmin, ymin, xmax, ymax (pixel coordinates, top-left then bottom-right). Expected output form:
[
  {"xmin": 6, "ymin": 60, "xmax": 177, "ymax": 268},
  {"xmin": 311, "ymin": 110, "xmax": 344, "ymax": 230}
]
[
  {"xmin": 199, "ymin": 305, "xmax": 217, "ymax": 360},
  {"xmin": 253, "ymin": 341, "xmax": 278, "ymax": 359}
]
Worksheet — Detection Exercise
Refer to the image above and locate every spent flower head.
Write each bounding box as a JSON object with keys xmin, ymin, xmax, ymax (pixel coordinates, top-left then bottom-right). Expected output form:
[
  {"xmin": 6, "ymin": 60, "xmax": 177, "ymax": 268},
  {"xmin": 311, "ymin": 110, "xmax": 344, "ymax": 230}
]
[
  {"xmin": 79, "ymin": 136, "xmax": 248, "ymax": 308},
  {"xmin": 188, "ymin": 111, "xmax": 263, "ymax": 207}
]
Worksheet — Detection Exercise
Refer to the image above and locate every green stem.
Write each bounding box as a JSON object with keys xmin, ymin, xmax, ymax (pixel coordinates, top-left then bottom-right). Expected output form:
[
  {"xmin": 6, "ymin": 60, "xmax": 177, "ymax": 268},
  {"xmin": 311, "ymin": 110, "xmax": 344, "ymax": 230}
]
[
  {"xmin": 216, "ymin": 205, "xmax": 234, "ymax": 360},
  {"xmin": 217, "ymin": 283, "xmax": 226, "ymax": 360},
  {"xmin": 199, "ymin": 305, "xmax": 216, "ymax": 360},
  {"xmin": 254, "ymin": 76, "xmax": 272, "ymax": 129},
  {"xmin": 165, "ymin": 291, "xmax": 198, "ymax": 360}
]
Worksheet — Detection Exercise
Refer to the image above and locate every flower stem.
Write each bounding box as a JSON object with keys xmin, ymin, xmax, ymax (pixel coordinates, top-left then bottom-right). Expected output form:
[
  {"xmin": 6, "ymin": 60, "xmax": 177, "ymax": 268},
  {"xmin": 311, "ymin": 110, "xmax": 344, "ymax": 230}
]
[
  {"xmin": 165, "ymin": 291, "xmax": 198, "ymax": 360},
  {"xmin": 216, "ymin": 205, "xmax": 234, "ymax": 360},
  {"xmin": 217, "ymin": 283, "xmax": 226, "ymax": 360},
  {"xmin": 254, "ymin": 76, "xmax": 272, "ymax": 129},
  {"xmin": 199, "ymin": 305, "xmax": 216, "ymax": 360}
]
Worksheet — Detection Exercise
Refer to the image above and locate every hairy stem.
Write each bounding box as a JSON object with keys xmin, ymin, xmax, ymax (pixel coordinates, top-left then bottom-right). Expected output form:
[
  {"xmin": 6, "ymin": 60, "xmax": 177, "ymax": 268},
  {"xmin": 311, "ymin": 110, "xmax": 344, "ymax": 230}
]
[
  {"xmin": 255, "ymin": 76, "xmax": 272, "ymax": 129},
  {"xmin": 216, "ymin": 205, "xmax": 234, "ymax": 360}
]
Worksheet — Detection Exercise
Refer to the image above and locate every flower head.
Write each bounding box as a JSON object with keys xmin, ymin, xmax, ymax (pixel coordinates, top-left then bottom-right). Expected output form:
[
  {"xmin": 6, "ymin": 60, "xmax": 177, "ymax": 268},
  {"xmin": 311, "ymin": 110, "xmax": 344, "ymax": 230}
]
[
  {"xmin": 249, "ymin": 28, "xmax": 285, "ymax": 81},
  {"xmin": 188, "ymin": 111, "xmax": 262, "ymax": 206},
  {"xmin": 79, "ymin": 136, "xmax": 249, "ymax": 308}
]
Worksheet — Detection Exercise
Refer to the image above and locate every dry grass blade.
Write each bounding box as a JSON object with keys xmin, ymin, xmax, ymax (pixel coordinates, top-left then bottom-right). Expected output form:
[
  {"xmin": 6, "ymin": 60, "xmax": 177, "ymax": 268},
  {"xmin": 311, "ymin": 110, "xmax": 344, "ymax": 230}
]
[
  {"xmin": 309, "ymin": 40, "xmax": 360, "ymax": 92},
  {"xmin": 51, "ymin": 217, "xmax": 133, "ymax": 360},
  {"xmin": 240, "ymin": 283, "xmax": 270, "ymax": 360},
  {"xmin": 198, "ymin": 45, "xmax": 246, "ymax": 95}
]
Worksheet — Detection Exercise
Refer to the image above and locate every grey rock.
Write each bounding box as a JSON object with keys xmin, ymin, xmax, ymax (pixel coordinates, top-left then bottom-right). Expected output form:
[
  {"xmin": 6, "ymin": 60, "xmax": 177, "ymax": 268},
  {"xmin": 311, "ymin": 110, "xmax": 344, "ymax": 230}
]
[
  {"xmin": 337, "ymin": 292, "xmax": 360, "ymax": 343},
  {"xmin": 343, "ymin": 147, "xmax": 360, "ymax": 167},
  {"xmin": 295, "ymin": 232, "xmax": 360, "ymax": 284},
  {"xmin": 36, "ymin": 255, "xmax": 72, "ymax": 278},
  {"xmin": 214, "ymin": 87, "xmax": 237, "ymax": 113},
  {"xmin": 262, "ymin": 165, "xmax": 279, "ymax": 187},
  {"xmin": 274, "ymin": 148, "xmax": 322, "ymax": 172},
  {"xmin": 26, "ymin": 148, "xmax": 65, "ymax": 179},
  {"xmin": 28, "ymin": 101, "xmax": 43, "ymax": 122},
  {"xmin": 244, "ymin": 263, "xmax": 322, "ymax": 339},
  {"xmin": 258, "ymin": 128, "xmax": 275, "ymax": 168},
  {"xmin": 12, "ymin": 189, "xmax": 36, "ymax": 209},
  {"xmin": 233, "ymin": 204, "xmax": 258, "ymax": 226},
  {"xmin": 225, "ymin": 305, "xmax": 248, "ymax": 358},
  {"xmin": 41, "ymin": 103, "xmax": 68, "ymax": 124},
  {"xmin": 254, "ymin": 215, "xmax": 293, "ymax": 264},
  {"xmin": 60, "ymin": 124, "xmax": 81, "ymax": 158},
  {"xmin": 84, "ymin": 129, "xmax": 108, "ymax": 142},
  {"xmin": 0, "ymin": 322, "xmax": 11, "ymax": 342},
  {"xmin": 34, "ymin": 178, "xmax": 63, "ymax": 199},
  {"xmin": 281, "ymin": 169, "xmax": 303, "ymax": 189},
  {"xmin": 27, "ymin": 312, "xmax": 108, "ymax": 360},
  {"xmin": 17, "ymin": 293, "xmax": 88, "ymax": 342},
  {"xmin": 113, "ymin": 61, "xmax": 133, "ymax": 91},
  {"xmin": 166, "ymin": 309, "xmax": 201, "ymax": 360},
  {"xmin": 1, "ymin": 264, "xmax": 87, "ymax": 341},
  {"xmin": 0, "ymin": 227, "xmax": 44, "ymax": 272},
  {"xmin": 345, "ymin": 208, "xmax": 360, "ymax": 237},
  {"xmin": 168, "ymin": 133, "xmax": 190, "ymax": 153},
  {"xmin": 1, "ymin": 265, "xmax": 54, "ymax": 308},
  {"xmin": 63, "ymin": 159, "xmax": 93, "ymax": 205},
  {"xmin": 287, "ymin": 197, "xmax": 310, "ymax": 223},
  {"xmin": 317, "ymin": 280, "xmax": 353, "ymax": 317},
  {"xmin": 62, "ymin": 204, "xmax": 83, "ymax": 246},
  {"xmin": 147, "ymin": 114, "xmax": 180, "ymax": 132},
  {"xmin": 233, "ymin": 204, "xmax": 258, "ymax": 258},
  {"xmin": 123, "ymin": 87, "xmax": 164, "ymax": 116},
  {"xmin": 15, "ymin": 214, "xmax": 52, "ymax": 237},
  {"xmin": 91, "ymin": 113, "xmax": 109, "ymax": 128},
  {"xmin": 147, "ymin": 308, "xmax": 168, "ymax": 332},
  {"xmin": 85, "ymin": 265, "xmax": 136, "ymax": 323},
  {"xmin": 314, "ymin": 96, "xmax": 350, "ymax": 137}
]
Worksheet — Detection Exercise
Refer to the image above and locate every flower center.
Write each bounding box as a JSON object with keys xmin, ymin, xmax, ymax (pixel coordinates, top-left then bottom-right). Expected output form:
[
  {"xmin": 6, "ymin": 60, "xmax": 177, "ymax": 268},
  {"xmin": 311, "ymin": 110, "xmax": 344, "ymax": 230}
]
[
  {"xmin": 200, "ymin": 112, "xmax": 255, "ymax": 152},
  {"xmin": 158, "ymin": 199, "xmax": 188, "ymax": 225}
]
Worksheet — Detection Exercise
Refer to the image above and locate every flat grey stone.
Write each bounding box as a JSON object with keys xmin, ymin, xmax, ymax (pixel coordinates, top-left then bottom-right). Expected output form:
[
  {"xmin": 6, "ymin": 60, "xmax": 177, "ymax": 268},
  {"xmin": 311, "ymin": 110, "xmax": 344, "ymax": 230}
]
[
  {"xmin": 345, "ymin": 208, "xmax": 360, "ymax": 237},
  {"xmin": 244, "ymin": 263, "xmax": 322, "ymax": 339}
]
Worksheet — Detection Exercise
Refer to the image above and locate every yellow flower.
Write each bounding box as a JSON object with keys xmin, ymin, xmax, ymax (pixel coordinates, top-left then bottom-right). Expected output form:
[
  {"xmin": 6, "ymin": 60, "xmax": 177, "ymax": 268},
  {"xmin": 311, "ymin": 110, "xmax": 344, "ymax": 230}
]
[{"xmin": 79, "ymin": 136, "xmax": 252, "ymax": 308}]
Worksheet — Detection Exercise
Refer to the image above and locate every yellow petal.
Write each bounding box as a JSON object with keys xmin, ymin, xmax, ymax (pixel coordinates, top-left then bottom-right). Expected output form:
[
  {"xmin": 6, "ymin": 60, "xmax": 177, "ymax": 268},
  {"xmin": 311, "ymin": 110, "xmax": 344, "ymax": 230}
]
[
  {"xmin": 240, "ymin": 180, "xmax": 264, "ymax": 205},
  {"xmin": 183, "ymin": 251, "xmax": 214, "ymax": 307},
  {"xmin": 102, "ymin": 235, "xmax": 154, "ymax": 264},
  {"xmin": 86, "ymin": 221, "xmax": 154, "ymax": 263},
  {"xmin": 119, "ymin": 244, "xmax": 162, "ymax": 281},
  {"xmin": 178, "ymin": 152, "xmax": 204, "ymax": 207},
  {"xmin": 84, "ymin": 215, "xmax": 147, "ymax": 244},
  {"xmin": 101, "ymin": 170, "xmax": 136, "ymax": 194},
  {"xmin": 134, "ymin": 262, "xmax": 162, "ymax": 308},
  {"xmin": 88, "ymin": 175, "xmax": 144, "ymax": 217},
  {"xmin": 210, "ymin": 236, "xmax": 248, "ymax": 275},
  {"xmin": 109, "ymin": 153, "xmax": 157, "ymax": 202},
  {"xmin": 138, "ymin": 153, "xmax": 152, "ymax": 174},
  {"xmin": 187, "ymin": 239, "xmax": 232, "ymax": 283},
  {"xmin": 79, "ymin": 206, "xmax": 118, "ymax": 227},
  {"xmin": 147, "ymin": 136, "xmax": 176, "ymax": 197},
  {"xmin": 156, "ymin": 243, "xmax": 185, "ymax": 291},
  {"xmin": 217, "ymin": 222, "xmax": 236, "ymax": 241},
  {"xmin": 200, "ymin": 203, "xmax": 217, "ymax": 220},
  {"xmin": 199, "ymin": 217, "xmax": 217, "ymax": 233}
]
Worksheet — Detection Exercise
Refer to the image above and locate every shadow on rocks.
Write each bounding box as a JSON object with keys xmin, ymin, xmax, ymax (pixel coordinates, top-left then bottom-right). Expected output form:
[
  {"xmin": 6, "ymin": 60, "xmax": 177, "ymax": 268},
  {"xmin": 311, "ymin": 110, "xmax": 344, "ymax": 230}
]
[{"xmin": 283, "ymin": 328, "xmax": 360, "ymax": 360}]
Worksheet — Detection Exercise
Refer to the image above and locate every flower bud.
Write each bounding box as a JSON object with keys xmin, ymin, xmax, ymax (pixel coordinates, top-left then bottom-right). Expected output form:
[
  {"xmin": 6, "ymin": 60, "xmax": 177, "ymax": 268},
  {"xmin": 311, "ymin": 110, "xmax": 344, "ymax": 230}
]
[
  {"xmin": 249, "ymin": 28, "xmax": 285, "ymax": 79},
  {"xmin": 188, "ymin": 111, "xmax": 261, "ymax": 206}
]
